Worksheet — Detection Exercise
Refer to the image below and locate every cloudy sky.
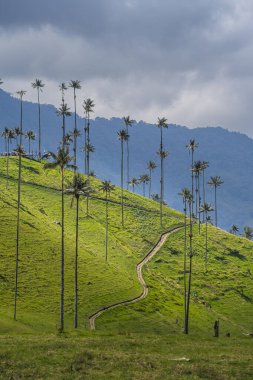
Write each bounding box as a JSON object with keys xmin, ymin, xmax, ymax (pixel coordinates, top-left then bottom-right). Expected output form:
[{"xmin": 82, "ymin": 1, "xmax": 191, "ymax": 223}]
[{"xmin": 1, "ymin": 0, "xmax": 253, "ymax": 136}]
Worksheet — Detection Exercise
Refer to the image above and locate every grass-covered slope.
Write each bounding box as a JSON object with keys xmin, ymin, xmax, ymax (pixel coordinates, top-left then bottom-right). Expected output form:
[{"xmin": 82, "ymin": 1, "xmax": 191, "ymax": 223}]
[
  {"xmin": 0, "ymin": 157, "xmax": 253, "ymax": 379},
  {"xmin": 0, "ymin": 157, "xmax": 253, "ymax": 336},
  {"xmin": 0, "ymin": 157, "xmax": 182, "ymax": 332},
  {"xmin": 98, "ymin": 224, "xmax": 253, "ymax": 335}
]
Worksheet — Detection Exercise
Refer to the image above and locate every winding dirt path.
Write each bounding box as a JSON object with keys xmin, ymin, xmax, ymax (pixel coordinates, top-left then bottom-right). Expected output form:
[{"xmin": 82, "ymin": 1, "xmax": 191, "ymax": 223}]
[{"xmin": 88, "ymin": 224, "xmax": 184, "ymax": 330}]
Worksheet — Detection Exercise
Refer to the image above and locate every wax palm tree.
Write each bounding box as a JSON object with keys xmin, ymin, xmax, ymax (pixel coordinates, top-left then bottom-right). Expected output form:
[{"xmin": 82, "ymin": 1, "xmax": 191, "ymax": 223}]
[
  {"xmin": 185, "ymin": 191, "xmax": 193, "ymax": 335},
  {"xmin": 14, "ymin": 90, "xmax": 26, "ymax": 321},
  {"xmin": 201, "ymin": 161, "xmax": 209, "ymax": 203},
  {"xmin": 230, "ymin": 225, "xmax": 239, "ymax": 235},
  {"xmin": 156, "ymin": 117, "xmax": 168, "ymax": 226},
  {"xmin": 201, "ymin": 161, "xmax": 209, "ymax": 221},
  {"xmin": 13, "ymin": 145, "xmax": 26, "ymax": 320},
  {"xmin": 1, "ymin": 127, "xmax": 9, "ymax": 152},
  {"xmin": 56, "ymin": 103, "xmax": 71, "ymax": 147},
  {"xmin": 65, "ymin": 173, "xmax": 93, "ymax": 328},
  {"xmin": 69, "ymin": 80, "xmax": 81, "ymax": 169},
  {"xmin": 82, "ymin": 143, "xmax": 95, "ymax": 171},
  {"xmin": 157, "ymin": 148, "xmax": 169, "ymax": 225},
  {"xmin": 186, "ymin": 139, "xmax": 199, "ymax": 216},
  {"xmin": 178, "ymin": 187, "xmax": 191, "ymax": 334},
  {"xmin": 14, "ymin": 127, "xmax": 22, "ymax": 148},
  {"xmin": 200, "ymin": 202, "xmax": 213, "ymax": 272},
  {"xmin": 1, "ymin": 128, "xmax": 15, "ymax": 188},
  {"xmin": 147, "ymin": 160, "xmax": 157, "ymax": 198},
  {"xmin": 83, "ymin": 143, "xmax": 95, "ymax": 156},
  {"xmin": 123, "ymin": 116, "xmax": 134, "ymax": 189},
  {"xmin": 8, "ymin": 127, "xmax": 15, "ymax": 159},
  {"xmin": 99, "ymin": 180, "xmax": 115, "ymax": 261},
  {"xmin": 83, "ymin": 120, "xmax": 88, "ymax": 173},
  {"xmin": 157, "ymin": 117, "xmax": 168, "ymax": 149},
  {"xmin": 59, "ymin": 83, "xmax": 67, "ymax": 103},
  {"xmin": 139, "ymin": 174, "xmax": 150, "ymax": 197},
  {"xmin": 128, "ymin": 177, "xmax": 139, "ymax": 193},
  {"xmin": 117, "ymin": 129, "xmax": 129, "ymax": 226},
  {"xmin": 192, "ymin": 160, "xmax": 203, "ymax": 232},
  {"xmin": 71, "ymin": 127, "xmax": 81, "ymax": 161},
  {"xmin": 83, "ymin": 98, "xmax": 95, "ymax": 175},
  {"xmin": 25, "ymin": 130, "xmax": 36, "ymax": 156},
  {"xmin": 31, "ymin": 79, "xmax": 44, "ymax": 159},
  {"xmin": 58, "ymin": 84, "xmax": 68, "ymax": 143},
  {"xmin": 243, "ymin": 226, "xmax": 253, "ymax": 240},
  {"xmin": 208, "ymin": 176, "xmax": 224, "ymax": 227},
  {"xmin": 64, "ymin": 132, "xmax": 73, "ymax": 146},
  {"xmin": 16, "ymin": 91, "xmax": 26, "ymax": 144},
  {"xmin": 44, "ymin": 147, "xmax": 74, "ymax": 331},
  {"xmin": 82, "ymin": 142, "xmax": 95, "ymax": 216}
]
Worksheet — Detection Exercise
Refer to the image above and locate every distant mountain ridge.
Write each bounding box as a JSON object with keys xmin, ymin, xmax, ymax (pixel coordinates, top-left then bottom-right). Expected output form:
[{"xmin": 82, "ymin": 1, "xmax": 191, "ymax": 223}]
[{"xmin": 0, "ymin": 88, "xmax": 252, "ymax": 231}]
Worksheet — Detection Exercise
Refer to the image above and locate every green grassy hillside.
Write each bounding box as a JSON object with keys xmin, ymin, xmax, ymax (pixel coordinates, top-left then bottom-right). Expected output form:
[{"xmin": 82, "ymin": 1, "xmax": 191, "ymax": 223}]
[
  {"xmin": 0, "ymin": 156, "xmax": 182, "ymax": 332},
  {"xmin": 98, "ymin": 225, "xmax": 253, "ymax": 336},
  {"xmin": 0, "ymin": 157, "xmax": 252, "ymax": 379}
]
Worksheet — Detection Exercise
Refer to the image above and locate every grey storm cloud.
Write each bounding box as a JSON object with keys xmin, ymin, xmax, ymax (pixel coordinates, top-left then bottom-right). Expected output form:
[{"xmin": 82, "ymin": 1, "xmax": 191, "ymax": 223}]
[{"xmin": 1, "ymin": 0, "xmax": 253, "ymax": 136}]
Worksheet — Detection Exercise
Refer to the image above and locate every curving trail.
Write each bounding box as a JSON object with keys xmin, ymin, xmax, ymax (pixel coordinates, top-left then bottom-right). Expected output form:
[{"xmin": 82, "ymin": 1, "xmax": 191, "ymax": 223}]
[{"xmin": 89, "ymin": 224, "xmax": 184, "ymax": 330}]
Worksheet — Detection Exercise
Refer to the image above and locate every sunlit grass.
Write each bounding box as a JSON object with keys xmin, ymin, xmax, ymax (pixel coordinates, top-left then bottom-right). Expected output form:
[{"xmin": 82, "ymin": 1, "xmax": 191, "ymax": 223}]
[{"xmin": 0, "ymin": 157, "xmax": 252, "ymax": 379}]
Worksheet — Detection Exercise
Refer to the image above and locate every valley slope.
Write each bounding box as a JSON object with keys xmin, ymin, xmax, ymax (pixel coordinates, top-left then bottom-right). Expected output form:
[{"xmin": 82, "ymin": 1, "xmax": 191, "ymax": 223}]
[
  {"xmin": 0, "ymin": 157, "xmax": 252, "ymax": 336},
  {"xmin": 0, "ymin": 157, "xmax": 253, "ymax": 379}
]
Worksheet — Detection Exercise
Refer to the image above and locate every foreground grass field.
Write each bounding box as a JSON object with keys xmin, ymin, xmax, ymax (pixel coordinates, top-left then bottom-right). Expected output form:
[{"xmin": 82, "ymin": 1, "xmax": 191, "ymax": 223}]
[
  {"xmin": 0, "ymin": 333, "xmax": 252, "ymax": 379},
  {"xmin": 0, "ymin": 157, "xmax": 252, "ymax": 379}
]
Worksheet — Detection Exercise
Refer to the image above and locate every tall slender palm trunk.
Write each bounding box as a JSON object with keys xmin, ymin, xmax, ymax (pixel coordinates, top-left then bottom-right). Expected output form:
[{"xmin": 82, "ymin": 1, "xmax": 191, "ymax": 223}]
[
  {"xmin": 86, "ymin": 115, "xmax": 90, "ymax": 175},
  {"xmin": 62, "ymin": 113, "xmax": 66, "ymax": 148},
  {"xmin": 74, "ymin": 196, "xmax": 79, "ymax": 328},
  {"xmin": 60, "ymin": 167, "xmax": 65, "ymax": 331},
  {"xmin": 149, "ymin": 169, "xmax": 152, "ymax": 199},
  {"xmin": 37, "ymin": 89, "xmax": 42, "ymax": 160},
  {"xmin": 160, "ymin": 128, "xmax": 163, "ymax": 226},
  {"xmin": 14, "ymin": 99, "xmax": 23, "ymax": 321},
  {"xmin": 6, "ymin": 138, "xmax": 10, "ymax": 189},
  {"xmin": 84, "ymin": 112, "xmax": 90, "ymax": 218},
  {"xmin": 105, "ymin": 194, "xmax": 109, "ymax": 261},
  {"xmin": 191, "ymin": 151, "xmax": 194, "ymax": 217},
  {"xmin": 198, "ymin": 173, "xmax": 201, "ymax": 234},
  {"xmin": 160, "ymin": 157, "xmax": 164, "ymax": 226},
  {"xmin": 183, "ymin": 199, "xmax": 187, "ymax": 334},
  {"xmin": 28, "ymin": 138, "xmax": 31, "ymax": 156},
  {"xmin": 195, "ymin": 174, "xmax": 198, "ymax": 218},
  {"xmin": 85, "ymin": 116, "xmax": 91, "ymax": 215},
  {"xmin": 84, "ymin": 120, "xmax": 87, "ymax": 174},
  {"xmin": 3, "ymin": 136, "xmax": 8, "ymax": 188},
  {"xmin": 214, "ymin": 187, "xmax": 217, "ymax": 227},
  {"xmin": 205, "ymin": 211, "xmax": 208, "ymax": 272},
  {"xmin": 121, "ymin": 139, "xmax": 124, "ymax": 226},
  {"xmin": 202, "ymin": 170, "xmax": 206, "ymax": 222},
  {"xmin": 73, "ymin": 89, "xmax": 77, "ymax": 171},
  {"xmin": 14, "ymin": 152, "xmax": 22, "ymax": 321},
  {"xmin": 126, "ymin": 126, "xmax": 129, "ymax": 190},
  {"xmin": 185, "ymin": 202, "xmax": 193, "ymax": 334}
]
